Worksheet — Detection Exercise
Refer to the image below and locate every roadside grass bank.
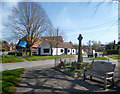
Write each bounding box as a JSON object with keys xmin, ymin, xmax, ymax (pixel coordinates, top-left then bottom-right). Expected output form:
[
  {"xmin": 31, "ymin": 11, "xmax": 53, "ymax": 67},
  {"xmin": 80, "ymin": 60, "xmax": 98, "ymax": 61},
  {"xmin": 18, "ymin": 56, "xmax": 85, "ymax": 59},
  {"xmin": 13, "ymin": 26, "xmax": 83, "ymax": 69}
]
[
  {"xmin": 2, "ymin": 55, "xmax": 24, "ymax": 63},
  {"xmin": 1, "ymin": 68, "xmax": 24, "ymax": 94},
  {"xmin": 89, "ymin": 57, "xmax": 108, "ymax": 60},
  {"xmin": 22, "ymin": 55, "xmax": 74, "ymax": 61},
  {"xmin": 106, "ymin": 55, "xmax": 120, "ymax": 59}
]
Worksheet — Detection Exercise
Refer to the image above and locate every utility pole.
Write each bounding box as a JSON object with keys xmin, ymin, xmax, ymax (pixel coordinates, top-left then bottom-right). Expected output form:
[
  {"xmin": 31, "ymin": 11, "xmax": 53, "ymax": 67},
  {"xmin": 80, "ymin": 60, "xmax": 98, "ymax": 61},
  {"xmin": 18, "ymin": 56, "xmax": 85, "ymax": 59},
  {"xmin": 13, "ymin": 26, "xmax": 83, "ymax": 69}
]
[
  {"xmin": 88, "ymin": 40, "xmax": 92, "ymax": 50},
  {"xmin": 56, "ymin": 29, "xmax": 59, "ymax": 55}
]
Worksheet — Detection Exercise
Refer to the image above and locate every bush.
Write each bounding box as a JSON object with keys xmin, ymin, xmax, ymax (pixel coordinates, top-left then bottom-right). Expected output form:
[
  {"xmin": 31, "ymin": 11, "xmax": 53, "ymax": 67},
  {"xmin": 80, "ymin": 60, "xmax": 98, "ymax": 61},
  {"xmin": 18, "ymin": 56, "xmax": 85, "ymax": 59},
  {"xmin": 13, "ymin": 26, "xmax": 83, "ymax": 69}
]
[
  {"xmin": 8, "ymin": 52, "xmax": 15, "ymax": 55},
  {"xmin": 76, "ymin": 63, "xmax": 91, "ymax": 72},
  {"xmin": 80, "ymin": 63, "xmax": 90, "ymax": 68},
  {"xmin": 17, "ymin": 52, "xmax": 22, "ymax": 56},
  {"xmin": 65, "ymin": 62, "xmax": 71, "ymax": 66},
  {"xmin": 67, "ymin": 62, "xmax": 91, "ymax": 72},
  {"xmin": 0, "ymin": 48, "xmax": 9, "ymax": 52},
  {"xmin": 107, "ymin": 50, "xmax": 119, "ymax": 55}
]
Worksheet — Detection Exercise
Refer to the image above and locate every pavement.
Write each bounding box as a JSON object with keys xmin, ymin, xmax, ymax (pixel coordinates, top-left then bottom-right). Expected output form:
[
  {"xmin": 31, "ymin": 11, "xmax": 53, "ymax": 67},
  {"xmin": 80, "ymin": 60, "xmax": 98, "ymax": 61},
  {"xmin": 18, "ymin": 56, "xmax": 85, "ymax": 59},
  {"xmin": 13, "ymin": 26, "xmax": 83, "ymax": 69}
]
[
  {"xmin": 18, "ymin": 56, "xmax": 29, "ymax": 62},
  {"xmin": 104, "ymin": 56, "xmax": 118, "ymax": 66},
  {"xmin": 15, "ymin": 66, "xmax": 119, "ymax": 93}
]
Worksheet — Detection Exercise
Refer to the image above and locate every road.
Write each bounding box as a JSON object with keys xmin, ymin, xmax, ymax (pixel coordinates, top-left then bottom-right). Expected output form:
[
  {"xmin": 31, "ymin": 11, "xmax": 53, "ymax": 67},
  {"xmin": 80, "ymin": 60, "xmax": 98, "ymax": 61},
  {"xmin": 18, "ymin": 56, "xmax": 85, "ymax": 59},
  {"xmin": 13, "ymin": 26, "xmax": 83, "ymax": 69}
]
[
  {"xmin": 1, "ymin": 57, "xmax": 77, "ymax": 71},
  {"xmin": 1, "ymin": 55, "xmax": 119, "ymax": 72}
]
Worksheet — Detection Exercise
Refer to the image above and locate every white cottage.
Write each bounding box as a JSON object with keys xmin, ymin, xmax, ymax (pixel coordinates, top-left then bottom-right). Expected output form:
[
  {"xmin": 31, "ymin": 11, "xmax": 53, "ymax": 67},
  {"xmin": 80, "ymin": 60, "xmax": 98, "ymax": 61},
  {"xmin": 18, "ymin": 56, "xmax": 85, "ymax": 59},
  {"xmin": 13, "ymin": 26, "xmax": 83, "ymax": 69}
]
[
  {"xmin": 32, "ymin": 36, "xmax": 76, "ymax": 56},
  {"xmin": 52, "ymin": 42, "xmax": 76, "ymax": 55}
]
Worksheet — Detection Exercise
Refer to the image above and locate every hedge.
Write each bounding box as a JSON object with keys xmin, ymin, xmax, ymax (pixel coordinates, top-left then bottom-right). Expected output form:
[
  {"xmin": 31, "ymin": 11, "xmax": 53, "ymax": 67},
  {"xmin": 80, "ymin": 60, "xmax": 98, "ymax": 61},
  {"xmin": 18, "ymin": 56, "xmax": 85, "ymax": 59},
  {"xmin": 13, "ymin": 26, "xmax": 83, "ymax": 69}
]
[
  {"xmin": 107, "ymin": 50, "xmax": 119, "ymax": 54},
  {"xmin": 0, "ymin": 49, "xmax": 9, "ymax": 52},
  {"xmin": 8, "ymin": 52, "xmax": 16, "ymax": 55}
]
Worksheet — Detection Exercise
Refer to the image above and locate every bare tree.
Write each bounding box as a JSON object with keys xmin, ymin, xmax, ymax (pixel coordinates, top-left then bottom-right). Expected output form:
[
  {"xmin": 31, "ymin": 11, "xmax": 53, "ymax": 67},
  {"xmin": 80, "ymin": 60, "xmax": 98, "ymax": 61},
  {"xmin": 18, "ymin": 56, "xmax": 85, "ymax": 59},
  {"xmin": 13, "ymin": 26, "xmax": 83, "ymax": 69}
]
[
  {"xmin": 42, "ymin": 28, "xmax": 63, "ymax": 55},
  {"xmin": 7, "ymin": 2, "xmax": 52, "ymax": 56},
  {"xmin": 92, "ymin": 41, "xmax": 101, "ymax": 51},
  {"xmin": 73, "ymin": 43, "xmax": 78, "ymax": 51}
]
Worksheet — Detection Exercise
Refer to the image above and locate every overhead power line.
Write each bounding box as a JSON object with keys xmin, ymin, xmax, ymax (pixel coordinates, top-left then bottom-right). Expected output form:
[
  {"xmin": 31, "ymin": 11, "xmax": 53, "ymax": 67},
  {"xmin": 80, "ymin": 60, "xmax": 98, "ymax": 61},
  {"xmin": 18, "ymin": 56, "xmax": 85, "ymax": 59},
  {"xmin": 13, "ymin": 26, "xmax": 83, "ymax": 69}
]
[{"xmin": 61, "ymin": 19, "xmax": 117, "ymax": 31}]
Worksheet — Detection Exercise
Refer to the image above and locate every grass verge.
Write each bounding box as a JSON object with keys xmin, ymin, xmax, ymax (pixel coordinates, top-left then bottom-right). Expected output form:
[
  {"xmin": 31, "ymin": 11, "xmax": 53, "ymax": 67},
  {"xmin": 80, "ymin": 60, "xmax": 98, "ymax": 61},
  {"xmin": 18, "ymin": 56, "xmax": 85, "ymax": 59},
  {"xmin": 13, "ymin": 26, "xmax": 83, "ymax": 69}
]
[
  {"xmin": 1, "ymin": 68, "xmax": 24, "ymax": 94},
  {"xmin": 89, "ymin": 57, "xmax": 107, "ymax": 60},
  {"xmin": 22, "ymin": 55, "xmax": 74, "ymax": 61},
  {"xmin": 106, "ymin": 55, "xmax": 120, "ymax": 59},
  {"xmin": 2, "ymin": 55, "xmax": 24, "ymax": 63}
]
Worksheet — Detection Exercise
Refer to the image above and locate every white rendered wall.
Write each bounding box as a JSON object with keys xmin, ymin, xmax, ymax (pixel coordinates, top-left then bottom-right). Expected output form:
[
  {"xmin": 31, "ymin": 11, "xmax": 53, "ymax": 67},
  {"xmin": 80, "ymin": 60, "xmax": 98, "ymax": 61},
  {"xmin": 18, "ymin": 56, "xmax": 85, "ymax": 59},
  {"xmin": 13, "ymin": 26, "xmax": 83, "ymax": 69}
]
[
  {"xmin": 72, "ymin": 49, "xmax": 76, "ymax": 55},
  {"xmin": 53, "ymin": 48, "xmax": 76, "ymax": 55},
  {"xmin": 67, "ymin": 48, "xmax": 71, "ymax": 55},
  {"xmin": 52, "ymin": 48, "xmax": 64, "ymax": 55},
  {"xmin": 38, "ymin": 41, "xmax": 51, "ymax": 55}
]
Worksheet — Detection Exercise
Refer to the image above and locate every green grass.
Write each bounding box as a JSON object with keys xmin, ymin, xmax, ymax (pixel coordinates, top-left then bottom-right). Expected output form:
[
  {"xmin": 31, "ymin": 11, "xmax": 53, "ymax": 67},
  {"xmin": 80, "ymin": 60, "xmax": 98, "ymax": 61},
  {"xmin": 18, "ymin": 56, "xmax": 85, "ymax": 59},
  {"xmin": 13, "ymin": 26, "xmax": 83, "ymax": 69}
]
[
  {"xmin": 22, "ymin": 55, "xmax": 74, "ymax": 61},
  {"xmin": 1, "ymin": 68, "xmax": 24, "ymax": 94},
  {"xmin": 107, "ymin": 55, "xmax": 120, "ymax": 59},
  {"xmin": 2, "ymin": 55, "xmax": 24, "ymax": 63},
  {"xmin": 89, "ymin": 57, "xmax": 108, "ymax": 60}
]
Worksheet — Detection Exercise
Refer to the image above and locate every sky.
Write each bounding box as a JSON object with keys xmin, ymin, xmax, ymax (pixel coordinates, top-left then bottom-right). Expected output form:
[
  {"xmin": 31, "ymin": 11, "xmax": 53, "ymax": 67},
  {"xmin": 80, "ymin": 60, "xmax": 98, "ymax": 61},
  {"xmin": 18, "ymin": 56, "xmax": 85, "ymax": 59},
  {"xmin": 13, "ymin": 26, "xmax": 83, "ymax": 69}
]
[{"xmin": 1, "ymin": 0, "xmax": 118, "ymax": 45}]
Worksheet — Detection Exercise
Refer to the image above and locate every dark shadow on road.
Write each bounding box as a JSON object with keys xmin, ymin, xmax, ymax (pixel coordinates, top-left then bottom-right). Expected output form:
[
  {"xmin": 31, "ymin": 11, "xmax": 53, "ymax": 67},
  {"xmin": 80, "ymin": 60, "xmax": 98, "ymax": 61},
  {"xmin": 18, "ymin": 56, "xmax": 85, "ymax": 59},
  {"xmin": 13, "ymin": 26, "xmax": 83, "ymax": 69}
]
[{"xmin": 16, "ymin": 67, "xmax": 119, "ymax": 94}]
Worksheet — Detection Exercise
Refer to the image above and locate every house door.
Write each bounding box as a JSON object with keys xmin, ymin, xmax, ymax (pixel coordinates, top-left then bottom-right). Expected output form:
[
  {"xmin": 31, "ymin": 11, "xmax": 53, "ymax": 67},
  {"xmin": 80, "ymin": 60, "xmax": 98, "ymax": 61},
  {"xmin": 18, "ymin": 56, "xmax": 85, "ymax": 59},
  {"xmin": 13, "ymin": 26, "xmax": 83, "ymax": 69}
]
[
  {"xmin": 65, "ymin": 48, "xmax": 67, "ymax": 54},
  {"xmin": 38, "ymin": 48, "xmax": 41, "ymax": 55}
]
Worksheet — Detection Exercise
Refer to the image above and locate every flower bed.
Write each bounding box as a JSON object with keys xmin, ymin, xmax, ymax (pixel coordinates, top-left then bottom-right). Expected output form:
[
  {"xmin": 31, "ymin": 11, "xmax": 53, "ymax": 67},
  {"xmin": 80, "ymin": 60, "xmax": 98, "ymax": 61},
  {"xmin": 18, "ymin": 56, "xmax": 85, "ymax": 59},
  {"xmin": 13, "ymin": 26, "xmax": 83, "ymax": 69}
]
[{"xmin": 54, "ymin": 60, "xmax": 91, "ymax": 77}]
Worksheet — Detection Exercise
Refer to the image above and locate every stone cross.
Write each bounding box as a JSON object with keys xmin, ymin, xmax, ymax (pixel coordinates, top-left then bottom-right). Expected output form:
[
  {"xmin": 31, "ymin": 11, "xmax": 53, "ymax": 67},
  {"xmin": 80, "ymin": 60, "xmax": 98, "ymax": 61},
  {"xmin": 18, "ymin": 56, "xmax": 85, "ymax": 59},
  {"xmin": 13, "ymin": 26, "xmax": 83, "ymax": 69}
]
[{"xmin": 77, "ymin": 34, "xmax": 83, "ymax": 62}]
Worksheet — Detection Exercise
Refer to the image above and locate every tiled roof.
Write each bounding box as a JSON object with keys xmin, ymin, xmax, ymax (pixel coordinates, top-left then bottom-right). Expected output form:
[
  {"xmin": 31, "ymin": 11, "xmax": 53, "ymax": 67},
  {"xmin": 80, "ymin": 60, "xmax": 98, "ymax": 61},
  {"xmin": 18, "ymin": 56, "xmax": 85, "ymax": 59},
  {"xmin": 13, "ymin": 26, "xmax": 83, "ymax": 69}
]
[
  {"xmin": 32, "ymin": 39, "xmax": 43, "ymax": 48},
  {"xmin": 20, "ymin": 36, "xmax": 74, "ymax": 49},
  {"xmin": 57, "ymin": 42, "xmax": 74, "ymax": 49},
  {"xmin": 32, "ymin": 39, "xmax": 74, "ymax": 49},
  {"xmin": 41, "ymin": 36, "xmax": 63, "ymax": 42}
]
